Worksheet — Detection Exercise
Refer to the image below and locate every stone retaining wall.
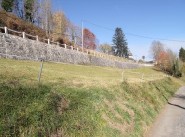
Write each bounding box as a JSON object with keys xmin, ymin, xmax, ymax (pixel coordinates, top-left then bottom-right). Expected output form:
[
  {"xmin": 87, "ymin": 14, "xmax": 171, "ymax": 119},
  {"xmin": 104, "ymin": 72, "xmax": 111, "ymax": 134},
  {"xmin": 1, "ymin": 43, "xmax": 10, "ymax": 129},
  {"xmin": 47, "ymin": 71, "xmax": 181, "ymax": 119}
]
[{"xmin": 0, "ymin": 33, "xmax": 140, "ymax": 69}]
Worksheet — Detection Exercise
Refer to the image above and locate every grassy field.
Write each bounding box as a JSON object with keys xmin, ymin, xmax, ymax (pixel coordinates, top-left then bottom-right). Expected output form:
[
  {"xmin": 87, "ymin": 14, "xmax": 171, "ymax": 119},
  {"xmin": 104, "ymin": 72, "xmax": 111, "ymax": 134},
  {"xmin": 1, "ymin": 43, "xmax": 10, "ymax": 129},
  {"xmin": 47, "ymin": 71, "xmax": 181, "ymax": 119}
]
[{"xmin": 0, "ymin": 58, "xmax": 183, "ymax": 137}]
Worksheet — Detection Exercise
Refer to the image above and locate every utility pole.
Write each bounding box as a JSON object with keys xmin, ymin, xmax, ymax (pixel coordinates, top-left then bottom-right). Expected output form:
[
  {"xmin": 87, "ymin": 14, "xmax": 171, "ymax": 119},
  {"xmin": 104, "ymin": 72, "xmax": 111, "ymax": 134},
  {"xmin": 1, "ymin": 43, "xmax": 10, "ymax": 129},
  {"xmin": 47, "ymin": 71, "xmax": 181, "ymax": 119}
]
[{"xmin": 81, "ymin": 21, "xmax": 84, "ymax": 52}]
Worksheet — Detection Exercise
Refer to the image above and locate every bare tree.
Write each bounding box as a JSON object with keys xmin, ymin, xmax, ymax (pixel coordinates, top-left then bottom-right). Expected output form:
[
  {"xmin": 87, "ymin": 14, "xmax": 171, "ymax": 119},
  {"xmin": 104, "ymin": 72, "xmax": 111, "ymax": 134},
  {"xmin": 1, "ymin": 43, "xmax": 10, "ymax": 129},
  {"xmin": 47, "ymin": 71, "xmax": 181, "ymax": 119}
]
[
  {"xmin": 13, "ymin": 0, "xmax": 24, "ymax": 19},
  {"xmin": 40, "ymin": 0, "xmax": 52, "ymax": 36},
  {"xmin": 0, "ymin": 0, "xmax": 2, "ymax": 10},
  {"xmin": 99, "ymin": 43, "xmax": 112, "ymax": 54},
  {"xmin": 150, "ymin": 40, "xmax": 165, "ymax": 61},
  {"xmin": 166, "ymin": 48, "xmax": 177, "ymax": 69}
]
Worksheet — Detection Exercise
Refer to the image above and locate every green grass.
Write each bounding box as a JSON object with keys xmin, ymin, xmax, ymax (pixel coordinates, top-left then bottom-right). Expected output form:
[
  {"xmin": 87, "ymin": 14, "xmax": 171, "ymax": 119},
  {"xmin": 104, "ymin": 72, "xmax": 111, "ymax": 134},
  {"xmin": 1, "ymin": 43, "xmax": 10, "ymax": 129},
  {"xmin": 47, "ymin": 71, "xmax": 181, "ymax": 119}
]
[{"xmin": 0, "ymin": 58, "xmax": 183, "ymax": 137}]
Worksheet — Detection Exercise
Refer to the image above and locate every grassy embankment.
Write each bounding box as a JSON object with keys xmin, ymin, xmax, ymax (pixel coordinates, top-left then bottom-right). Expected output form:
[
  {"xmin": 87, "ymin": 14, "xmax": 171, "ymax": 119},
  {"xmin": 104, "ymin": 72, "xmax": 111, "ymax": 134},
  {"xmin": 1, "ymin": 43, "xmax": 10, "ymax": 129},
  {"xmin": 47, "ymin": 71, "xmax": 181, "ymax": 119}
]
[{"xmin": 0, "ymin": 58, "xmax": 183, "ymax": 137}]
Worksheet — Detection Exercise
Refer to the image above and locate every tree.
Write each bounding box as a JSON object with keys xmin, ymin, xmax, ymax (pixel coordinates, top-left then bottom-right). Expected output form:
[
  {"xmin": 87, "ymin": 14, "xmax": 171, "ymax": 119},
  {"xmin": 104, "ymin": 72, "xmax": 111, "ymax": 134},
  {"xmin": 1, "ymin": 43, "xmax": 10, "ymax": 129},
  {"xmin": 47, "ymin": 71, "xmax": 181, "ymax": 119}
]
[
  {"xmin": 150, "ymin": 41, "xmax": 164, "ymax": 62},
  {"xmin": 24, "ymin": 0, "xmax": 35, "ymax": 22},
  {"xmin": 1, "ymin": 0, "xmax": 14, "ymax": 12},
  {"xmin": 0, "ymin": 0, "xmax": 2, "ymax": 10},
  {"xmin": 112, "ymin": 27, "xmax": 128, "ymax": 58},
  {"xmin": 179, "ymin": 47, "xmax": 185, "ymax": 62},
  {"xmin": 14, "ymin": 0, "xmax": 24, "ymax": 19},
  {"xmin": 142, "ymin": 56, "xmax": 145, "ymax": 61},
  {"xmin": 52, "ymin": 11, "xmax": 68, "ymax": 42},
  {"xmin": 83, "ymin": 28, "xmax": 97, "ymax": 50},
  {"xmin": 172, "ymin": 58, "xmax": 182, "ymax": 77},
  {"xmin": 40, "ymin": 0, "xmax": 53, "ymax": 36},
  {"xmin": 24, "ymin": 0, "xmax": 40, "ymax": 24},
  {"xmin": 157, "ymin": 51, "xmax": 170, "ymax": 71},
  {"xmin": 99, "ymin": 43, "xmax": 112, "ymax": 54}
]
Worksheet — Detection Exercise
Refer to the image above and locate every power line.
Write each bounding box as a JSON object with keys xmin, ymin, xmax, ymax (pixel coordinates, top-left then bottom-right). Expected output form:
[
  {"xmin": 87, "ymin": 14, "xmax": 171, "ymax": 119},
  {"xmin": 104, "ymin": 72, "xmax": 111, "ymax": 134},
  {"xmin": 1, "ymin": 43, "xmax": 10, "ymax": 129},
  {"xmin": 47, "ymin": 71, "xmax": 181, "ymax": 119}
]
[{"xmin": 83, "ymin": 20, "xmax": 185, "ymax": 43}]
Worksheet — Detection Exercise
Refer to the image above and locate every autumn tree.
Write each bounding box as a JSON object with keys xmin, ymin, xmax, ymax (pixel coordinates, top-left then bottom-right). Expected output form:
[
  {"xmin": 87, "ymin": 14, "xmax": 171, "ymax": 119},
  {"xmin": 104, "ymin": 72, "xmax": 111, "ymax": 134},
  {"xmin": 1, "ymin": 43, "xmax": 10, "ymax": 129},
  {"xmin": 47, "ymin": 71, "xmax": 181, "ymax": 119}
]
[
  {"xmin": 157, "ymin": 51, "xmax": 170, "ymax": 71},
  {"xmin": 112, "ymin": 27, "xmax": 128, "ymax": 58},
  {"xmin": 83, "ymin": 28, "xmax": 97, "ymax": 50},
  {"xmin": 1, "ymin": 0, "xmax": 14, "ymax": 12},
  {"xmin": 150, "ymin": 41, "xmax": 165, "ymax": 62},
  {"xmin": 52, "ymin": 11, "xmax": 68, "ymax": 43},
  {"xmin": 150, "ymin": 41, "xmax": 181, "ymax": 77},
  {"xmin": 99, "ymin": 43, "xmax": 112, "ymax": 54}
]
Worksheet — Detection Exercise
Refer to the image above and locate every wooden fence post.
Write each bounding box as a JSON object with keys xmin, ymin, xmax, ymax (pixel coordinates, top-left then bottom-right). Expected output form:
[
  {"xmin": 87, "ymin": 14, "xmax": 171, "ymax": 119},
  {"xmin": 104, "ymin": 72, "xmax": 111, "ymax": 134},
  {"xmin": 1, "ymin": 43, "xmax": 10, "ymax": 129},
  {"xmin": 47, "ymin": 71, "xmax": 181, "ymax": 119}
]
[
  {"xmin": 22, "ymin": 32, "xmax": 25, "ymax": 39},
  {"xmin": 36, "ymin": 35, "xmax": 39, "ymax": 41},
  {"xmin": 4, "ymin": 27, "xmax": 7, "ymax": 34}
]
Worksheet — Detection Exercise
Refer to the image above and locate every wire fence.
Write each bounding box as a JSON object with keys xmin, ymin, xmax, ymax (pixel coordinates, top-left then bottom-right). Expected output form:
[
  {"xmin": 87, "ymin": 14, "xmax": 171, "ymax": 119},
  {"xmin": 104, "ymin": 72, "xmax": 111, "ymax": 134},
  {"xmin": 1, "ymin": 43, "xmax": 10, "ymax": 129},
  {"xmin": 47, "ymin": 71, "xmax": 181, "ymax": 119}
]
[{"xmin": 0, "ymin": 26, "xmax": 134, "ymax": 63}]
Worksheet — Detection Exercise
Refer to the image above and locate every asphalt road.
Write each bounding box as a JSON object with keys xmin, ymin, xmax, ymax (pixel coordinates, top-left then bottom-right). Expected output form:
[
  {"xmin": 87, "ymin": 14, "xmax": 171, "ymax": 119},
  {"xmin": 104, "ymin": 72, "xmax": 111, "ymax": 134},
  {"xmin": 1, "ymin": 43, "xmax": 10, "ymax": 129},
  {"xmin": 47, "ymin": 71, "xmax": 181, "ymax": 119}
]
[{"xmin": 147, "ymin": 86, "xmax": 185, "ymax": 137}]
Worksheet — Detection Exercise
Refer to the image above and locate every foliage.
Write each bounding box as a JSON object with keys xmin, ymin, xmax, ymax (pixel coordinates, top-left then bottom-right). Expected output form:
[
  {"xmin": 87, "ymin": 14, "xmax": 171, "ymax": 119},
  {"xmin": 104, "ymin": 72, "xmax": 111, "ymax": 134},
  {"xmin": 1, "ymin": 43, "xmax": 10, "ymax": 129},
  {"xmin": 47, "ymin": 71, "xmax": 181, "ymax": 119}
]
[
  {"xmin": 1, "ymin": 0, "xmax": 14, "ymax": 12},
  {"xmin": 83, "ymin": 28, "xmax": 97, "ymax": 50},
  {"xmin": 52, "ymin": 11, "xmax": 68, "ymax": 41},
  {"xmin": 157, "ymin": 51, "xmax": 171, "ymax": 71},
  {"xmin": 112, "ymin": 27, "xmax": 128, "ymax": 58},
  {"xmin": 151, "ymin": 41, "xmax": 182, "ymax": 77},
  {"xmin": 99, "ymin": 43, "xmax": 112, "ymax": 54},
  {"xmin": 0, "ymin": 11, "xmax": 47, "ymax": 38},
  {"xmin": 150, "ymin": 41, "xmax": 164, "ymax": 61},
  {"xmin": 179, "ymin": 47, "xmax": 185, "ymax": 62},
  {"xmin": 172, "ymin": 59, "xmax": 182, "ymax": 77},
  {"xmin": 0, "ymin": 0, "xmax": 94, "ymax": 46},
  {"xmin": 24, "ymin": 0, "xmax": 35, "ymax": 22}
]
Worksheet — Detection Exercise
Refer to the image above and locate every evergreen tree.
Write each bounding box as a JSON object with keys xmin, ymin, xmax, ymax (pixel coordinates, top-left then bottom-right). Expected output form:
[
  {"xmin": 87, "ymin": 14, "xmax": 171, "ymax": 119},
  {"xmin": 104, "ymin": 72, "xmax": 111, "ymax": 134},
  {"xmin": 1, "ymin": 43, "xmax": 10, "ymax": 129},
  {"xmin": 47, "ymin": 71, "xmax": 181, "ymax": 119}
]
[
  {"xmin": 112, "ymin": 27, "xmax": 128, "ymax": 58},
  {"xmin": 179, "ymin": 47, "xmax": 185, "ymax": 62},
  {"xmin": 172, "ymin": 59, "xmax": 182, "ymax": 77},
  {"xmin": 24, "ymin": 0, "xmax": 35, "ymax": 22},
  {"xmin": 1, "ymin": 0, "xmax": 14, "ymax": 12}
]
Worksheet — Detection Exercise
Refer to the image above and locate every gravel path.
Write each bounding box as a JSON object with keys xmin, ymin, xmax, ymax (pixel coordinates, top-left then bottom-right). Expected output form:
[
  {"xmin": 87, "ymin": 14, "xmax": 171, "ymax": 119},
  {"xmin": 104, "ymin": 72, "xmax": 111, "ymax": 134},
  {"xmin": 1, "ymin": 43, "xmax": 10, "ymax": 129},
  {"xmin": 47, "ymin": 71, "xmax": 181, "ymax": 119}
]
[{"xmin": 147, "ymin": 86, "xmax": 185, "ymax": 137}]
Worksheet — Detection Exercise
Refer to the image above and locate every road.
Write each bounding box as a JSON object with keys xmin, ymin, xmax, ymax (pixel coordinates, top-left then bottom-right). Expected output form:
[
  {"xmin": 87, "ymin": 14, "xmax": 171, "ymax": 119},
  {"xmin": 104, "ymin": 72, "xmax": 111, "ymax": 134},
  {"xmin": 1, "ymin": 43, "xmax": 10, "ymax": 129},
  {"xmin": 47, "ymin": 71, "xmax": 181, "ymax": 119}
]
[{"xmin": 147, "ymin": 86, "xmax": 185, "ymax": 137}]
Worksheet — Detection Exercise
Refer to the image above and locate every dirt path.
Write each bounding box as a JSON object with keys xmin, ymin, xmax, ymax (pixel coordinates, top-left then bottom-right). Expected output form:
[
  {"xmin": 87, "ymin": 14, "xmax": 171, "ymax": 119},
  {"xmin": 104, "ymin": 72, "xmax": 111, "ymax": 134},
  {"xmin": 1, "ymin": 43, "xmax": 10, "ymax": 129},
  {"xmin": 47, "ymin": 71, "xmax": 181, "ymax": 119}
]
[{"xmin": 147, "ymin": 86, "xmax": 185, "ymax": 137}]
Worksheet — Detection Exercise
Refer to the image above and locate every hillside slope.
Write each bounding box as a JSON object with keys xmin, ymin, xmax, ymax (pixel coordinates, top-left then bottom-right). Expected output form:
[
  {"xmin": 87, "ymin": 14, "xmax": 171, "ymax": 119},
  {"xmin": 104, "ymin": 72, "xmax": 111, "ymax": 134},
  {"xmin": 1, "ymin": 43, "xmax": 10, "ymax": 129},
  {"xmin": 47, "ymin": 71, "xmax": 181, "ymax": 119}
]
[
  {"xmin": 0, "ymin": 58, "xmax": 183, "ymax": 137},
  {"xmin": 0, "ymin": 11, "xmax": 47, "ymax": 39}
]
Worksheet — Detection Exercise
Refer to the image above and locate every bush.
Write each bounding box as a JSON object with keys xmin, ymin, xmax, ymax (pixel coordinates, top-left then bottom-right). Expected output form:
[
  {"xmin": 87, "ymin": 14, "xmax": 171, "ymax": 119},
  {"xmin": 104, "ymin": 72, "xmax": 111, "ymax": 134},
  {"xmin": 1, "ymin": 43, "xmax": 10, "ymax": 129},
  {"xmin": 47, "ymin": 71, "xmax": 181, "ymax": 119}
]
[{"xmin": 171, "ymin": 59, "xmax": 182, "ymax": 77}]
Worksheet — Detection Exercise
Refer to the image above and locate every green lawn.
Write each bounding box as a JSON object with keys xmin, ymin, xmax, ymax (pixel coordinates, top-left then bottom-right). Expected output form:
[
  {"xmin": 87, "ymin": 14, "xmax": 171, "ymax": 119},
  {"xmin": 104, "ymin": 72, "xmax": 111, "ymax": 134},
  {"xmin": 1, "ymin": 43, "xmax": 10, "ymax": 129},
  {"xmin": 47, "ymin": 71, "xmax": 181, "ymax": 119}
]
[
  {"xmin": 0, "ymin": 59, "xmax": 166, "ymax": 87},
  {"xmin": 0, "ymin": 58, "xmax": 182, "ymax": 137}
]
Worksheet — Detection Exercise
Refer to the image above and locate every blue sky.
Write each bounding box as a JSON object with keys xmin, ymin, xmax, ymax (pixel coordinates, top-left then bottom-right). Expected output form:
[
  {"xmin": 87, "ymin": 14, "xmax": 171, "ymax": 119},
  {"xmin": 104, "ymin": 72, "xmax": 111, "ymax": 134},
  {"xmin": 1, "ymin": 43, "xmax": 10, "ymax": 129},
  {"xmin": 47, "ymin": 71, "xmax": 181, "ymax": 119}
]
[{"xmin": 53, "ymin": 0, "xmax": 185, "ymax": 60}]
